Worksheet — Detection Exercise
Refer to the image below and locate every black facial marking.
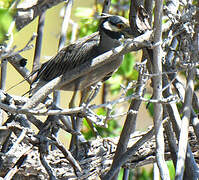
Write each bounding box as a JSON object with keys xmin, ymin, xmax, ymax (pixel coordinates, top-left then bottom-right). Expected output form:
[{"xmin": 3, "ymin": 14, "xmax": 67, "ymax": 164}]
[
  {"xmin": 100, "ymin": 16, "xmax": 124, "ymax": 39},
  {"xmin": 101, "ymin": 28, "xmax": 123, "ymax": 39}
]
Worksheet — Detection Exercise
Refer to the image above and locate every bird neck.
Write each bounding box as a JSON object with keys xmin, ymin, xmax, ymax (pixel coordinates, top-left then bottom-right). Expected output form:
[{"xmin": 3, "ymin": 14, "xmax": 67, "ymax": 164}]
[{"xmin": 99, "ymin": 30, "xmax": 122, "ymax": 52}]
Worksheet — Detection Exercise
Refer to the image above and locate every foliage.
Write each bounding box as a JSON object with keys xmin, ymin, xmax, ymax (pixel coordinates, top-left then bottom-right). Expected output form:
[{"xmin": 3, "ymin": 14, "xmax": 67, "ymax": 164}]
[
  {"xmin": 0, "ymin": 0, "xmax": 15, "ymax": 8},
  {"xmin": 138, "ymin": 168, "xmax": 153, "ymax": 180},
  {"xmin": 0, "ymin": 8, "xmax": 13, "ymax": 42},
  {"xmin": 75, "ymin": 7, "xmax": 98, "ymax": 38},
  {"xmin": 107, "ymin": 53, "xmax": 137, "ymax": 95},
  {"xmin": 144, "ymin": 94, "xmax": 154, "ymax": 117},
  {"xmin": 82, "ymin": 107, "xmax": 121, "ymax": 140},
  {"xmin": 0, "ymin": 0, "xmax": 17, "ymax": 43},
  {"xmin": 167, "ymin": 161, "xmax": 175, "ymax": 180}
]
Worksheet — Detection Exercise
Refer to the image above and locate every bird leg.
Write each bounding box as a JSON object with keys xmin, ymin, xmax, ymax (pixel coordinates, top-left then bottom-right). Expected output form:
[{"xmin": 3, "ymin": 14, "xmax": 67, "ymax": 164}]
[
  {"xmin": 69, "ymin": 84, "xmax": 80, "ymax": 155},
  {"xmin": 69, "ymin": 84, "xmax": 102, "ymax": 158},
  {"xmin": 80, "ymin": 85, "xmax": 102, "ymax": 137},
  {"xmin": 69, "ymin": 90, "xmax": 78, "ymax": 109},
  {"xmin": 69, "ymin": 88, "xmax": 88, "ymax": 158}
]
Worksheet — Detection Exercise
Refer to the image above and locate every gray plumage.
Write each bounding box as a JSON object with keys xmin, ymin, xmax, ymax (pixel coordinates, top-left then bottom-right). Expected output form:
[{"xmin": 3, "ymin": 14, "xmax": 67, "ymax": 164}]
[{"xmin": 31, "ymin": 14, "xmax": 131, "ymax": 93}]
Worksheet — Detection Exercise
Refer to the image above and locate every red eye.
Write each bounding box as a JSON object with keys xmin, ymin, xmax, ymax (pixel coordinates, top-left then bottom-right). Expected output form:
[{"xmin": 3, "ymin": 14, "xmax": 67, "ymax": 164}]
[{"xmin": 117, "ymin": 23, "xmax": 124, "ymax": 29}]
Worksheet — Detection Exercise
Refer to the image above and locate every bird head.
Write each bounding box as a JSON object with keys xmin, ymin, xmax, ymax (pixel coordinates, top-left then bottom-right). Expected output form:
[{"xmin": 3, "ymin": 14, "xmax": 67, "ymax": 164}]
[{"xmin": 99, "ymin": 14, "xmax": 133, "ymax": 39}]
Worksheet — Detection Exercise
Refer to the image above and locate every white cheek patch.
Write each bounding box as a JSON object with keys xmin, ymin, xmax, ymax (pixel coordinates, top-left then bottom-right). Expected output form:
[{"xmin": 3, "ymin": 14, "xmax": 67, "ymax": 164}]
[{"xmin": 103, "ymin": 21, "xmax": 119, "ymax": 32}]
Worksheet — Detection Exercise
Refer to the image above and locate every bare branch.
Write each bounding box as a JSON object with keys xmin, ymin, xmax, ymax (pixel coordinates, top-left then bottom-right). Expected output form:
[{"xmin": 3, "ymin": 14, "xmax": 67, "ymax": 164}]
[
  {"xmin": 101, "ymin": 128, "xmax": 155, "ymax": 179},
  {"xmin": 15, "ymin": 0, "xmax": 65, "ymax": 31},
  {"xmin": 107, "ymin": 58, "xmax": 148, "ymax": 179},
  {"xmin": 50, "ymin": 135, "xmax": 82, "ymax": 173},
  {"xmin": 2, "ymin": 124, "xmax": 199, "ymax": 179},
  {"xmin": 153, "ymin": 0, "xmax": 170, "ymax": 179},
  {"xmin": 32, "ymin": 12, "xmax": 46, "ymax": 72}
]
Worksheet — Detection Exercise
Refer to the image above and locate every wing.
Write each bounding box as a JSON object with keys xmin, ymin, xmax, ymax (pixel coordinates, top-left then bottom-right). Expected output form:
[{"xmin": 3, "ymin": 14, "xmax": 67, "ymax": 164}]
[{"xmin": 32, "ymin": 32, "xmax": 100, "ymax": 83}]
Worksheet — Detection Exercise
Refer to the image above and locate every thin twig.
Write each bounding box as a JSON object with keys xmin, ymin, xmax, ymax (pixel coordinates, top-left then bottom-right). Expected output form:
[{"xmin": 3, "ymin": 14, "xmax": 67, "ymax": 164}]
[
  {"xmin": 4, "ymin": 147, "xmax": 32, "ymax": 180},
  {"xmin": 51, "ymin": 135, "xmax": 82, "ymax": 173},
  {"xmin": 54, "ymin": 0, "xmax": 74, "ymax": 150},
  {"xmin": 108, "ymin": 54, "xmax": 147, "ymax": 179},
  {"xmin": 0, "ymin": 90, "xmax": 178, "ymax": 117},
  {"xmin": 7, "ymin": 128, "xmax": 27, "ymax": 155},
  {"xmin": 101, "ymin": 128, "xmax": 155, "ymax": 179},
  {"xmin": 39, "ymin": 152, "xmax": 57, "ymax": 180},
  {"xmin": 0, "ymin": 58, "xmax": 7, "ymax": 125},
  {"xmin": 32, "ymin": 12, "xmax": 46, "ymax": 72},
  {"xmin": 58, "ymin": 0, "xmax": 73, "ymax": 51},
  {"xmin": 69, "ymin": 20, "xmax": 78, "ymax": 43},
  {"xmin": 175, "ymin": 69, "xmax": 195, "ymax": 180},
  {"xmin": 54, "ymin": 0, "xmax": 73, "ymax": 105}
]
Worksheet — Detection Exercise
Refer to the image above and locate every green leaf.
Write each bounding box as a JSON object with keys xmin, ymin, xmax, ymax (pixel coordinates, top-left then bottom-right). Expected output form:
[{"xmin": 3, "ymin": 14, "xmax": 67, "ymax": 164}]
[
  {"xmin": 96, "ymin": 119, "xmax": 121, "ymax": 138},
  {"xmin": 107, "ymin": 74, "xmax": 122, "ymax": 94},
  {"xmin": 167, "ymin": 161, "xmax": 175, "ymax": 180},
  {"xmin": 117, "ymin": 54, "xmax": 133, "ymax": 75},
  {"xmin": 139, "ymin": 168, "xmax": 153, "ymax": 180},
  {"xmin": 75, "ymin": 7, "xmax": 93, "ymax": 18},
  {"xmin": 82, "ymin": 118, "xmax": 94, "ymax": 140},
  {"xmin": 0, "ymin": 0, "xmax": 16, "ymax": 9},
  {"xmin": 97, "ymin": 107, "xmax": 107, "ymax": 116},
  {"xmin": 144, "ymin": 93, "xmax": 154, "ymax": 117},
  {"xmin": 0, "ymin": 8, "xmax": 14, "ymax": 43},
  {"xmin": 116, "ymin": 53, "xmax": 138, "ymax": 80},
  {"xmin": 77, "ymin": 18, "xmax": 98, "ymax": 37}
]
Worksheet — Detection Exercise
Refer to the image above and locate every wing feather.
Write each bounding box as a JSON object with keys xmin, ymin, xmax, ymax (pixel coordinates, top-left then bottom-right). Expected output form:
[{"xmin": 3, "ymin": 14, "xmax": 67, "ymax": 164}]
[{"xmin": 32, "ymin": 32, "xmax": 100, "ymax": 83}]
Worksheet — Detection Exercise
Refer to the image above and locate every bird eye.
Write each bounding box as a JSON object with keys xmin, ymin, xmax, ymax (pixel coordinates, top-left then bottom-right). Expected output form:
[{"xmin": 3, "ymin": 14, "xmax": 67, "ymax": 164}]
[{"xmin": 117, "ymin": 23, "xmax": 124, "ymax": 29}]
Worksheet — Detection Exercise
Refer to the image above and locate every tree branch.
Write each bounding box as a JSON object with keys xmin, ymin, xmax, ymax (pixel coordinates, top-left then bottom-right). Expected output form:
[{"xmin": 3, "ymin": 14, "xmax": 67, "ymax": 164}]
[
  {"xmin": 22, "ymin": 30, "xmax": 153, "ymax": 109},
  {"xmin": 15, "ymin": 0, "xmax": 65, "ymax": 31},
  {"xmin": 1, "ymin": 126, "xmax": 199, "ymax": 179},
  {"xmin": 152, "ymin": 0, "xmax": 170, "ymax": 179}
]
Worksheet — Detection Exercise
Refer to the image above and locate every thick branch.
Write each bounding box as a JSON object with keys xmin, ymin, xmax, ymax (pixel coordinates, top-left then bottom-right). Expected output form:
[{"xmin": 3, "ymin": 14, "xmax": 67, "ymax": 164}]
[
  {"xmin": 22, "ymin": 31, "xmax": 153, "ymax": 109},
  {"xmin": 16, "ymin": 0, "xmax": 65, "ymax": 31},
  {"xmin": 152, "ymin": 0, "xmax": 170, "ymax": 179},
  {"xmin": 1, "ymin": 127, "xmax": 199, "ymax": 179}
]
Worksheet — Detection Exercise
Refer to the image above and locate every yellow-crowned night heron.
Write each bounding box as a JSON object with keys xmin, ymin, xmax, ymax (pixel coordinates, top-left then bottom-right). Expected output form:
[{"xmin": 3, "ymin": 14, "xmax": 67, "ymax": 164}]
[
  {"xmin": 30, "ymin": 14, "xmax": 132, "ymax": 156},
  {"xmin": 31, "ymin": 14, "xmax": 132, "ymax": 94}
]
